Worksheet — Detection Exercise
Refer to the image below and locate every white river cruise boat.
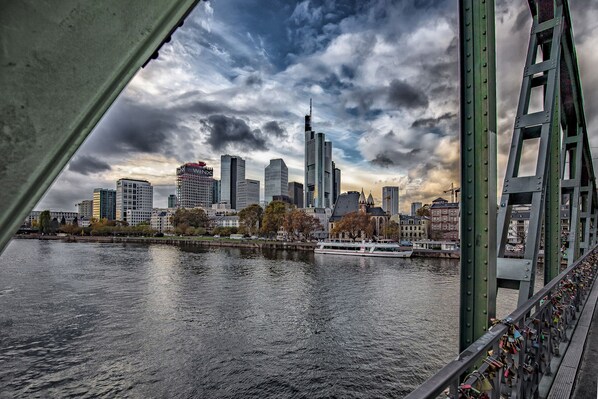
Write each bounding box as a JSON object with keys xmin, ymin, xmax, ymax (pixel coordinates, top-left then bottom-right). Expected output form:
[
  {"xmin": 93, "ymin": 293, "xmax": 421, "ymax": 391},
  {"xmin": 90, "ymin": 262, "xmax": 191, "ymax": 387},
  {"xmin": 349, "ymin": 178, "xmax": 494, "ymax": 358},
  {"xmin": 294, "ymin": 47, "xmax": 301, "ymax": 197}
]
[{"xmin": 314, "ymin": 241, "xmax": 413, "ymax": 258}]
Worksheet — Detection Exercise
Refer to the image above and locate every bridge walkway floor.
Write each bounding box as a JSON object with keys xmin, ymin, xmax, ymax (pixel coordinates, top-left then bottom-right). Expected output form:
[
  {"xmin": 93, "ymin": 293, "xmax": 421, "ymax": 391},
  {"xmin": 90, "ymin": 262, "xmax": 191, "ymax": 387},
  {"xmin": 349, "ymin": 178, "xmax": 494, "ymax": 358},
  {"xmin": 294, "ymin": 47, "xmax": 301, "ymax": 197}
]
[
  {"xmin": 547, "ymin": 273, "xmax": 598, "ymax": 399},
  {"xmin": 571, "ymin": 299, "xmax": 598, "ymax": 399}
]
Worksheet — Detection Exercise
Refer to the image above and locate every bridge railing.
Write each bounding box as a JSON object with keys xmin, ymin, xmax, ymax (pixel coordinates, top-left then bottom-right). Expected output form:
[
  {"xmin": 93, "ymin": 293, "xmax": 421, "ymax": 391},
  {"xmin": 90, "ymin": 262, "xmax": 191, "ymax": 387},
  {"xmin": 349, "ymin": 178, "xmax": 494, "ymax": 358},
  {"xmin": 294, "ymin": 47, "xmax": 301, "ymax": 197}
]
[{"xmin": 406, "ymin": 247, "xmax": 598, "ymax": 399}]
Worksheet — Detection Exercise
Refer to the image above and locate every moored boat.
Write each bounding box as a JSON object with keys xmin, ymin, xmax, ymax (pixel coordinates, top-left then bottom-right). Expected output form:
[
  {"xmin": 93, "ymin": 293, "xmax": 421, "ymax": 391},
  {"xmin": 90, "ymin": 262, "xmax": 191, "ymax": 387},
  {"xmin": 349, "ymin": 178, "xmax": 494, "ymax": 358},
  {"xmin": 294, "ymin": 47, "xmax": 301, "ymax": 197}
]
[{"xmin": 314, "ymin": 241, "xmax": 413, "ymax": 258}]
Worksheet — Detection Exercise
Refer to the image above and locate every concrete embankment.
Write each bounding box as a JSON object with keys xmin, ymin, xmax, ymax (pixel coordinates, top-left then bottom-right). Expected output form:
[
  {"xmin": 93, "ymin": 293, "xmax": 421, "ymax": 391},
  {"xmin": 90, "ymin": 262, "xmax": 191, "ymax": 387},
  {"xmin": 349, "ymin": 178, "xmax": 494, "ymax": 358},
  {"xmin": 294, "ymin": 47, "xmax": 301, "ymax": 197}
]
[{"xmin": 15, "ymin": 234, "xmax": 317, "ymax": 251}]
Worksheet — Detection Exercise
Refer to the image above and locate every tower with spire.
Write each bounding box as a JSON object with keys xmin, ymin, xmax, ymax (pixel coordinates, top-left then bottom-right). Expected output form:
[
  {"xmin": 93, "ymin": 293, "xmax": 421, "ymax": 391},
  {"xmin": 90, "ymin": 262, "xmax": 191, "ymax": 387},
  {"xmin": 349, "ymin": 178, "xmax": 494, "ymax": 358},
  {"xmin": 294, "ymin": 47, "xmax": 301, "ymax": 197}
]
[
  {"xmin": 304, "ymin": 99, "xmax": 334, "ymax": 208},
  {"xmin": 359, "ymin": 188, "xmax": 375, "ymax": 213}
]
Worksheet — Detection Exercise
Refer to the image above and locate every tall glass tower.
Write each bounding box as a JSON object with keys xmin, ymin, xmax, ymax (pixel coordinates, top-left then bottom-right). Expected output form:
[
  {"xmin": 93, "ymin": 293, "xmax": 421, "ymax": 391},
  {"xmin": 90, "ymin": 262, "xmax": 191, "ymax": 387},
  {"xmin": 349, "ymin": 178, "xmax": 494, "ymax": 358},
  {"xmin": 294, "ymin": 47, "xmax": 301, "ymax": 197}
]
[
  {"xmin": 220, "ymin": 155, "xmax": 245, "ymax": 210},
  {"xmin": 304, "ymin": 100, "xmax": 333, "ymax": 208},
  {"xmin": 265, "ymin": 159, "xmax": 288, "ymax": 203}
]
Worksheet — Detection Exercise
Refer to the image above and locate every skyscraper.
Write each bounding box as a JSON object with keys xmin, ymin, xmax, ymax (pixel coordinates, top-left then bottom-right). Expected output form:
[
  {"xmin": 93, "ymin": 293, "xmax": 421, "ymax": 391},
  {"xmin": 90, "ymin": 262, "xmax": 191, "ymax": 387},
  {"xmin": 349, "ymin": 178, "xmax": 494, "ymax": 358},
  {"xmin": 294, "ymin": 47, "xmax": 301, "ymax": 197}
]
[
  {"xmin": 220, "ymin": 155, "xmax": 246, "ymax": 209},
  {"xmin": 304, "ymin": 100, "xmax": 333, "ymax": 208},
  {"xmin": 237, "ymin": 179, "xmax": 260, "ymax": 210},
  {"xmin": 382, "ymin": 186, "xmax": 399, "ymax": 216},
  {"xmin": 288, "ymin": 182, "xmax": 304, "ymax": 208},
  {"xmin": 92, "ymin": 188, "xmax": 116, "ymax": 220},
  {"xmin": 176, "ymin": 162, "xmax": 213, "ymax": 208},
  {"xmin": 411, "ymin": 202, "xmax": 423, "ymax": 216},
  {"xmin": 168, "ymin": 194, "xmax": 177, "ymax": 208},
  {"xmin": 212, "ymin": 179, "xmax": 221, "ymax": 204},
  {"xmin": 116, "ymin": 178, "xmax": 153, "ymax": 225},
  {"xmin": 332, "ymin": 161, "xmax": 341, "ymax": 207},
  {"xmin": 265, "ymin": 159, "xmax": 288, "ymax": 203}
]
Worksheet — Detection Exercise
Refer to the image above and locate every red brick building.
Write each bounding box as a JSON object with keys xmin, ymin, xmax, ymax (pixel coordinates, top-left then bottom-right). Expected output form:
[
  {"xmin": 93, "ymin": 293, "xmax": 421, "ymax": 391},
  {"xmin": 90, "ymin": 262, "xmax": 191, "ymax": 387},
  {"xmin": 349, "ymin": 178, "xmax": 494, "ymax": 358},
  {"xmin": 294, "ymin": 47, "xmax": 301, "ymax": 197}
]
[{"xmin": 430, "ymin": 197, "xmax": 459, "ymax": 241}]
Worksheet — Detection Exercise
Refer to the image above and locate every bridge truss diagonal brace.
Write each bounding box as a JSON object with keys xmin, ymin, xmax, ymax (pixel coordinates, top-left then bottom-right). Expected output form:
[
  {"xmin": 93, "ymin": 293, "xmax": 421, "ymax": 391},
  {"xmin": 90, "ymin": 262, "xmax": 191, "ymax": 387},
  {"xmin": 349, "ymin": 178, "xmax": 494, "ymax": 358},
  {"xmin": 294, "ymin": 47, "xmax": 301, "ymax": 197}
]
[{"xmin": 496, "ymin": 1, "xmax": 564, "ymax": 306}]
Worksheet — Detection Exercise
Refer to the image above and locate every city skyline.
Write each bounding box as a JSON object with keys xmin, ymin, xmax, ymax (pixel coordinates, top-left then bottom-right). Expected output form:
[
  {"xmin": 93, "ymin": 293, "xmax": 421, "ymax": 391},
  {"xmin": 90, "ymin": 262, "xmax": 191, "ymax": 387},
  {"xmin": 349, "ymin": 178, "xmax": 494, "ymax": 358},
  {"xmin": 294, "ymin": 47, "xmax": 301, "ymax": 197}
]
[{"xmin": 33, "ymin": 1, "xmax": 598, "ymax": 212}]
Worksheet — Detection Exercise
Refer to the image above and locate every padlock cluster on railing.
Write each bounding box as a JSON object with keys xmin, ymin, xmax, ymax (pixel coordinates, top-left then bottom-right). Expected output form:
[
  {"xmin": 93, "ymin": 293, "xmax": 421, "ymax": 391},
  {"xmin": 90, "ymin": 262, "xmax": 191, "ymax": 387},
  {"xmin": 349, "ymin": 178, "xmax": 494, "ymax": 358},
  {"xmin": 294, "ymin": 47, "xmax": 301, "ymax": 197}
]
[{"xmin": 446, "ymin": 253, "xmax": 598, "ymax": 399}]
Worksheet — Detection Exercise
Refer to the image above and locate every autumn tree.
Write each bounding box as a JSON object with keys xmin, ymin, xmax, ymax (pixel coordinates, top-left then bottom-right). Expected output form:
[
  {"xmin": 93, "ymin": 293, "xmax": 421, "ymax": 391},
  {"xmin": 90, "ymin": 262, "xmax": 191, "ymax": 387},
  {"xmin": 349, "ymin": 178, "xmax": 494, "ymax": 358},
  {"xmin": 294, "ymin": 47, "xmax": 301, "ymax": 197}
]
[
  {"xmin": 331, "ymin": 211, "xmax": 374, "ymax": 241},
  {"xmin": 261, "ymin": 200, "xmax": 291, "ymax": 237},
  {"xmin": 238, "ymin": 204, "xmax": 263, "ymax": 236},
  {"xmin": 384, "ymin": 220, "xmax": 401, "ymax": 241},
  {"xmin": 283, "ymin": 209, "xmax": 323, "ymax": 241}
]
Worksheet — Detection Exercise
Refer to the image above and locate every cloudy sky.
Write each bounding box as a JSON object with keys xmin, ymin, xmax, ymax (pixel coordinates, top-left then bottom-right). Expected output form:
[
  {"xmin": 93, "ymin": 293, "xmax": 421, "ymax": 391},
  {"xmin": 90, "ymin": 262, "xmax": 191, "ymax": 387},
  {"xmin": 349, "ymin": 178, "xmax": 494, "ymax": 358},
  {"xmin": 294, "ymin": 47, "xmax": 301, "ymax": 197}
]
[{"xmin": 36, "ymin": 0, "xmax": 598, "ymax": 212}]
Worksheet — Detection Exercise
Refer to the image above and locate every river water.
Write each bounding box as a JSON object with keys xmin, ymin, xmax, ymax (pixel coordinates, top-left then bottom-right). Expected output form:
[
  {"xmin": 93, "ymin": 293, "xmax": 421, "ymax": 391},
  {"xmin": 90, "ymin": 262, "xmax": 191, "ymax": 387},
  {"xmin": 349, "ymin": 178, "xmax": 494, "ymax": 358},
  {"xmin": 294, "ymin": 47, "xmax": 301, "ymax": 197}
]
[{"xmin": 0, "ymin": 240, "xmax": 524, "ymax": 398}]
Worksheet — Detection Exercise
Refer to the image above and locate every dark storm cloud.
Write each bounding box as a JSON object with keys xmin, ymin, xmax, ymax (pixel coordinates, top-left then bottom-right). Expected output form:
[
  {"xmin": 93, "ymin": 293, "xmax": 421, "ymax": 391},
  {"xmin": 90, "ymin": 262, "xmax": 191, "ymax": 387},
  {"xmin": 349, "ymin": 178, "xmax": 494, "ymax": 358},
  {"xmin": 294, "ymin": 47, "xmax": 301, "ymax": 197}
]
[
  {"xmin": 68, "ymin": 155, "xmax": 111, "ymax": 176},
  {"xmin": 180, "ymin": 99, "xmax": 236, "ymax": 115},
  {"xmin": 370, "ymin": 148, "xmax": 426, "ymax": 169},
  {"xmin": 371, "ymin": 153, "xmax": 395, "ymax": 167},
  {"xmin": 262, "ymin": 121, "xmax": 286, "ymax": 138},
  {"xmin": 245, "ymin": 74, "xmax": 263, "ymax": 86},
  {"xmin": 411, "ymin": 112, "xmax": 456, "ymax": 129},
  {"xmin": 83, "ymin": 97, "xmax": 190, "ymax": 159},
  {"xmin": 202, "ymin": 114, "xmax": 268, "ymax": 151},
  {"xmin": 387, "ymin": 79, "xmax": 429, "ymax": 109}
]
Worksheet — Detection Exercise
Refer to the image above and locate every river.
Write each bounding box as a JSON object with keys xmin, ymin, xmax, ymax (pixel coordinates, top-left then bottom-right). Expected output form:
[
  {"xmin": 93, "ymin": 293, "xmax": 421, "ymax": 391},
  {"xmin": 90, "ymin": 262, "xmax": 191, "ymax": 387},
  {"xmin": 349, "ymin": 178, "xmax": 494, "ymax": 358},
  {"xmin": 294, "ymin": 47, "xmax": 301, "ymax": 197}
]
[{"xmin": 0, "ymin": 239, "xmax": 526, "ymax": 398}]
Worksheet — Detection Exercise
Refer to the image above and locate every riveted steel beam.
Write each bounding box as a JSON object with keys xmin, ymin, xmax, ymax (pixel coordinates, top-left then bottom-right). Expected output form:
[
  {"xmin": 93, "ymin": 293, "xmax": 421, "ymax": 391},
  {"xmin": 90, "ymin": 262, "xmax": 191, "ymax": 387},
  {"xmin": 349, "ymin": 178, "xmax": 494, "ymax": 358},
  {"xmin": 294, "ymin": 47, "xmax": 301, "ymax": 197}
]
[
  {"xmin": 0, "ymin": 0, "xmax": 201, "ymax": 254},
  {"xmin": 459, "ymin": 0, "xmax": 497, "ymax": 352}
]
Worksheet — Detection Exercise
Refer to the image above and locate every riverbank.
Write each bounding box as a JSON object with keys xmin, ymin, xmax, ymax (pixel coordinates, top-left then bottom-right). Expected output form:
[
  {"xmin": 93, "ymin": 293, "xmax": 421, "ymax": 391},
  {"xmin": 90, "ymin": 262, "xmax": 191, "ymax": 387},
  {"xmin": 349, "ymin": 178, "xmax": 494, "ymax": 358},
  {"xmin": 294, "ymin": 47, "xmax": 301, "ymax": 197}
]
[
  {"xmin": 13, "ymin": 235, "xmax": 461, "ymax": 258},
  {"xmin": 14, "ymin": 234, "xmax": 318, "ymax": 251}
]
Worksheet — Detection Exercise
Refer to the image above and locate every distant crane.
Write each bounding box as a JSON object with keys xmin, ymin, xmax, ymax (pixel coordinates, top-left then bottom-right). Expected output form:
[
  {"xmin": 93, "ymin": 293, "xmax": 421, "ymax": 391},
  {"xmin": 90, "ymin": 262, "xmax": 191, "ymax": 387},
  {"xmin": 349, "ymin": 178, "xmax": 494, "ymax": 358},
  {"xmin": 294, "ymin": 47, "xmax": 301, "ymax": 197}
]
[{"xmin": 443, "ymin": 182, "xmax": 460, "ymax": 203}]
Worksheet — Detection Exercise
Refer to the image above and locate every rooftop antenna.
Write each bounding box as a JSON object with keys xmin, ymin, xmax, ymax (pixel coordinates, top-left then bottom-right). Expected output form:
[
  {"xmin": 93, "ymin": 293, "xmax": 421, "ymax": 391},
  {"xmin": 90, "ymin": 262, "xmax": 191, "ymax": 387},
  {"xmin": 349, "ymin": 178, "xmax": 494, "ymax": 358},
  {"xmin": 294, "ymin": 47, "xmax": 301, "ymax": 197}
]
[{"xmin": 310, "ymin": 98, "xmax": 312, "ymax": 118}]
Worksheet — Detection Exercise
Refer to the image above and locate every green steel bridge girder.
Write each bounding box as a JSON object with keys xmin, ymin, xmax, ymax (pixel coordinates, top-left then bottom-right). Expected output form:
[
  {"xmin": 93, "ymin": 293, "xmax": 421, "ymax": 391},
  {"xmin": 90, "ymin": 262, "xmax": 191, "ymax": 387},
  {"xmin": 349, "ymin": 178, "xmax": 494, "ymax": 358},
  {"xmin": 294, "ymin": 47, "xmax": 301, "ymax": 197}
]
[
  {"xmin": 459, "ymin": 0, "xmax": 497, "ymax": 352},
  {"xmin": 0, "ymin": 0, "xmax": 201, "ymax": 255}
]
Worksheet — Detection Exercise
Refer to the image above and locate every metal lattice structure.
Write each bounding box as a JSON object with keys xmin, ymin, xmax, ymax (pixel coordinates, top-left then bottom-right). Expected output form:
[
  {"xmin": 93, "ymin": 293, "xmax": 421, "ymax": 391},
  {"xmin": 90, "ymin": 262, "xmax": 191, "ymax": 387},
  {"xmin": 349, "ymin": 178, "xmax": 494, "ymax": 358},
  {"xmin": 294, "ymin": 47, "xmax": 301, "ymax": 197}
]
[
  {"xmin": 496, "ymin": 0, "xmax": 598, "ymax": 306},
  {"xmin": 460, "ymin": 0, "xmax": 598, "ymax": 351}
]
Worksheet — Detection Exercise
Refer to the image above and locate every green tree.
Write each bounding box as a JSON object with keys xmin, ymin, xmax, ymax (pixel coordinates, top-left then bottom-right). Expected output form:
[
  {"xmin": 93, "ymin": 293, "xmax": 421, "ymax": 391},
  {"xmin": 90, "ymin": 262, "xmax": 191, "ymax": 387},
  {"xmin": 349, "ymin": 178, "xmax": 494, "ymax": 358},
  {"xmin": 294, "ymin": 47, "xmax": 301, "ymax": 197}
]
[
  {"xmin": 416, "ymin": 204, "xmax": 431, "ymax": 217},
  {"xmin": 331, "ymin": 211, "xmax": 374, "ymax": 241},
  {"xmin": 171, "ymin": 208, "xmax": 209, "ymax": 229},
  {"xmin": 238, "ymin": 204, "xmax": 263, "ymax": 236},
  {"xmin": 261, "ymin": 201, "xmax": 291, "ymax": 237},
  {"xmin": 50, "ymin": 218, "xmax": 59, "ymax": 233},
  {"xmin": 72, "ymin": 217, "xmax": 78, "ymax": 227},
  {"xmin": 39, "ymin": 210, "xmax": 51, "ymax": 234},
  {"xmin": 60, "ymin": 216, "xmax": 66, "ymax": 225}
]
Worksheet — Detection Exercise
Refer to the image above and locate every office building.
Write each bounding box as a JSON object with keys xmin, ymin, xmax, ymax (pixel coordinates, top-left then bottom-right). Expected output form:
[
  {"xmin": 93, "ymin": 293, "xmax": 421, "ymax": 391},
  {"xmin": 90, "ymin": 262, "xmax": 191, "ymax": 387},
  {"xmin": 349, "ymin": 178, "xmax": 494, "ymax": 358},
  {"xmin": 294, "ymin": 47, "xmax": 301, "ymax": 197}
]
[
  {"xmin": 265, "ymin": 159, "xmax": 288, "ymax": 203},
  {"xmin": 93, "ymin": 188, "xmax": 116, "ymax": 220},
  {"xmin": 116, "ymin": 178, "xmax": 153, "ymax": 225},
  {"xmin": 151, "ymin": 208, "xmax": 175, "ymax": 233},
  {"xmin": 220, "ymin": 155, "xmax": 246, "ymax": 209},
  {"xmin": 76, "ymin": 199, "xmax": 93, "ymax": 220},
  {"xmin": 430, "ymin": 197, "xmax": 459, "ymax": 241},
  {"xmin": 411, "ymin": 202, "xmax": 423, "ymax": 216},
  {"xmin": 237, "ymin": 179, "xmax": 260, "ymax": 210},
  {"xmin": 382, "ymin": 186, "xmax": 399, "ymax": 216},
  {"xmin": 212, "ymin": 179, "xmax": 221, "ymax": 204},
  {"xmin": 332, "ymin": 162, "xmax": 341, "ymax": 207},
  {"xmin": 168, "ymin": 194, "xmax": 177, "ymax": 208},
  {"xmin": 176, "ymin": 162, "xmax": 213, "ymax": 208},
  {"xmin": 288, "ymin": 182, "xmax": 304, "ymax": 208},
  {"xmin": 304, "ymin": 100, "xmax": 333, "ymax": 208},
  {"xmin": 397, "ymin": 215, "xmax": 429, "ymax": 241}
]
